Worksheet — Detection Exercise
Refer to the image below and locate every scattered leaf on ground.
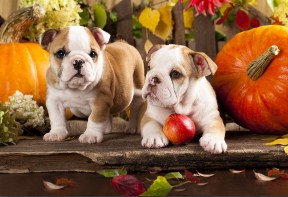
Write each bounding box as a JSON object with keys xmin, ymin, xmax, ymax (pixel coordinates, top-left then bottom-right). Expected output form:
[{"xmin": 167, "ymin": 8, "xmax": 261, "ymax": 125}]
[
  {"xmin": 196, "ymin": 182, "xmax": 209, "ymax": 186},
  {"xmin": 174, "ymin": 188, "xmax": 186, "ymax": 192},
  {"xmin": 111, "ymin": 174, "xmax": 145, "ymax": 196},
  {"xmin": 164, "ymin": 172, "xmax": 184, "ymax": 180},
  {"xmin": 43, "ymin": 181, "xmax": 65, "ymax": 190},
  {"xmin": 97, "ymin": 169, "xmax": 127, "ymax": 178},
  {"xmin": 265, "ymin": 138, "xmax": 288, "ymax": 146},
  {"xmin": 267, "ymin": 169, "xmax": 288, "ymax": 180},
  {"xmin": 196, "ymin": 171, "xmax": 215, "ymax": 177},
  {"xmin": 254, "ymin": 171, "xmax": 278, "ymax": 181},
  {"xmin": 184, "ymin": 170, "xmax": 200, "ymax": 183},
  {"xmin": 284, "ymin": 146, "xmax": 288, "ymax": 155},
  {"xmin": 261, "ymin": 136, "xmax": 278, "ymax": 141},
  {"xmin": 55, "ymin": 178, "xmax": 76, "ymax": 187},
  {"xmin": 229, "ymin": 169, "xmax": 245, "ymax": 174},
  {"xmin": 141, "ymin": 176, "xmax": 172, "ymax": 196}
]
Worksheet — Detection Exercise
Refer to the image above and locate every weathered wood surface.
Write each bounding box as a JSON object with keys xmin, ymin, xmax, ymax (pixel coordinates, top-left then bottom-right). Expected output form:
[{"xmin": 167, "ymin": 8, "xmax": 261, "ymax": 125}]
[{"xmin": 0, "ymin": 121, "xmax": 287, "ymax": 173}]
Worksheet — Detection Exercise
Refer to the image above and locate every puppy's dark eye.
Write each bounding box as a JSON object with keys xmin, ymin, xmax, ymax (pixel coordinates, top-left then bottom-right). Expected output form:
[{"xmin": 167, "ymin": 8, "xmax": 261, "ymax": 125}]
[
  {"xmin": 55, "ymin": 49, "xmax": 65, "ymax": 59},
  {"xmin": 89, "ymin": 50, "xmax": 97, "ymax": 59},
  {"xmin": 170, "ymin": 70, "xmax": 182, "ymax": 79}
]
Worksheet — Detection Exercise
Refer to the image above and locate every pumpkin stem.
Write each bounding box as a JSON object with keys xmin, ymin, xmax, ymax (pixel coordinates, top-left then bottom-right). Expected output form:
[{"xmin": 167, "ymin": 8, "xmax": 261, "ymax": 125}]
[
  {"xmin": 0, "ymin": 4, "xmax": 45, "ymax": 44},
  {"xmin": 247, "ymin": 45, "xmax": 280, "ymax": 81}
]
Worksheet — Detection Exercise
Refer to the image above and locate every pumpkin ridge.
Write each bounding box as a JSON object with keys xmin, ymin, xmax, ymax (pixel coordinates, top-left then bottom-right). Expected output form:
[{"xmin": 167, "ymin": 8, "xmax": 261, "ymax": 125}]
[{"xmin": 24, "ymin": 43, "xmax": 40, "ymax": 102}]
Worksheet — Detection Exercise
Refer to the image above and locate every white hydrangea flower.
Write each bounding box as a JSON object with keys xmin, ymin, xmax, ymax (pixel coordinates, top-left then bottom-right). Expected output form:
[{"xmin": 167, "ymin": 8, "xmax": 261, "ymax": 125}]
[
  {"xmin": 273, "ymin": 0, "xmax": 288, "ymax": 26},
  {"xmin": 4, "ymin": 91, "xmax": 45, "ymax": 128}
]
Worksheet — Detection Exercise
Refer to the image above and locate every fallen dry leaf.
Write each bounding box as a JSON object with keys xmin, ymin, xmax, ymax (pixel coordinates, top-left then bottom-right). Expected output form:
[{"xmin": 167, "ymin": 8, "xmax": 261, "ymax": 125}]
[
  {"xmin": 229, "ymin": 169, "xmax": 245, "ymax": 174},
  {"xmin": 43, "ymin": 180, "xmax": 65, "ymax": 190},
  {"xmin": 173, "ymin": 188, "xmax": 186, "ymax": 192},
  {"xmin": 196, "ymin": 171, "xmax": 215, "ymax": 178},
  {"xmin": 55, "ymin": 178, "xmax": 76, "ymax": 187},
  {"xmin": 184, "ymin": 170, "xmax": 200, "ymax": 183},
  {"xmin": 254, "ymin": 171, "xmax": 278, "ymax": 181},
  {"xmin": 196, "ymin": 182, "xmax": 209, "ymax": 186},
  {"xmin": 267, "ymin": 169, "xmax": 288, "ymax": 180}
]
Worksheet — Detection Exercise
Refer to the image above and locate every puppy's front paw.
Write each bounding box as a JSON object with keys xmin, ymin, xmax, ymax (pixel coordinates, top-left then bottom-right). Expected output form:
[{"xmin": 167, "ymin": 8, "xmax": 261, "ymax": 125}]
[
  {"xmin": 43, "ymin": 128, "xmax": 68, "ymax": 141},
  {"xmin": 142, "ymin": 134, "xmax": 169, "ymax": 148},
  {"xmin": 199, "ymin": 133, "xmax": 227, "ymax": 154},
  {"xmin": 79, "ymin": 132, "xmax": 103, "ymax": 144}
]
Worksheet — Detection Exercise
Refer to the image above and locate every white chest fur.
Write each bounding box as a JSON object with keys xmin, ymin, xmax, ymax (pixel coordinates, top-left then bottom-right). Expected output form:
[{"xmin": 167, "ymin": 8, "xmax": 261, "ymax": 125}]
[{"xmin": 47, "ymin": 86, "xmax": 95, "ymax": 117}]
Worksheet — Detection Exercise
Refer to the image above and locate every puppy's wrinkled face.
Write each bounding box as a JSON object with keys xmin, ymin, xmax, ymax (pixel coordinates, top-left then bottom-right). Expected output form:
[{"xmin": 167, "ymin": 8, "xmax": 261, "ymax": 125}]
[
  {"xmin": 41, "ymin": 26, "xmax": 110, "ymax": 90},
  {"xmin": 142, "ymin": 45, "xmax": 193, "ymax": 107},
  {"xmin": 142, "ymin": 45, "xmax": 216, "ymax": 108}
]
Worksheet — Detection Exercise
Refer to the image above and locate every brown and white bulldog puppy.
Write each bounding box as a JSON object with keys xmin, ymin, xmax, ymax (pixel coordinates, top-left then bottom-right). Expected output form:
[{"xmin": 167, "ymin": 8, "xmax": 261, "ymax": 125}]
[
  {"xmin": 139, "ymin": 44, "xmax": 227, "ymax": 154},
  {"xmin": 40, "ymin": 26, "xmax": 144, "ymax": 143}
]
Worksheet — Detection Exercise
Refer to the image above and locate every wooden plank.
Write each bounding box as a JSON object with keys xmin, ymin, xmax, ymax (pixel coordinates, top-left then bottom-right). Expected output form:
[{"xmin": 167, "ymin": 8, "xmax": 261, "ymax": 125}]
[
  {"xmin": 172, "ymin": 2, "xmax": 185, "ymax": 45},
  {"xmin": 0, "ymin": 126, "xmax": 287, "ymax": 173},
  {"xmin": 194, "ymin": 14, "xmax": 217, "ymax": 60},
  {"xmin": 114, "ymin": 0, "xmax": 134, "ymax": 45}
]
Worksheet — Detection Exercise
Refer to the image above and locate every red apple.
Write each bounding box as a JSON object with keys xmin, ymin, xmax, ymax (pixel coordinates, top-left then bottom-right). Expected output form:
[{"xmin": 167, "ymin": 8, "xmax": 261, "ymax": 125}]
[{"xmin": 163, "ymin": 113, "xmax": 196, "ymax": 145}]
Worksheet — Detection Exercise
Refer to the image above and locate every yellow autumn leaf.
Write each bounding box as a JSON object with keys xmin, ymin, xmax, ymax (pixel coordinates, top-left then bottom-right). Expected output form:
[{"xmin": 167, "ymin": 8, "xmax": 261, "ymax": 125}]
[
  {"xmin": 261, "ymin": 136, "xmax": 278, "ymax": 141},
  {"xmin": 139, "ymin": 7, "xmax": 160, "ymax": 33},
  {"xmin": 219, "ymin": 3, "xmax": 232, "ymax": 15},
  {"xmin": 154, "ymin": 5, "xmax": 173, "ymax": 40},
  {"xmin": 284, "ymin": 146, "xmax": 288, "ymax": 155},
  {"xmin": 265, "ymin": 138, "xmax": 288, "ymax": 146},
  {"xmin": 183, "ymin": 8, "xmax": 194, "ymax": 29},
  {"xmin": 281, "ymin": 134, "xmax": 288, "ymax": 138},
  {"xmin": 144, "ymin": 39, "xmax": 153, "ymax": 54}
]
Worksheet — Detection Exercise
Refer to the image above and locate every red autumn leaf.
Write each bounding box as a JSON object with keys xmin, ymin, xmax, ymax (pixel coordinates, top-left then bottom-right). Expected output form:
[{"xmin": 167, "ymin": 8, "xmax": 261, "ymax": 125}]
[
  {"xmin": 250, "ymin": 17, "xmax": 260, "ymax": 28},
  {"xmin": 111, "ymin": 174, "xmax": 146, "ymax": 196},
  {"xmin": 216, "ymin": 7, "xmax": 232, "ymax": 25},
  {"xmin": 184, "ymin": 170, "xmax": 200, "ymax": 183},
  {"xmin": 267, "ymin": 169, "xmax": 288, "ymax": 180},
  {"xmin": 55, "ymin": 178, "xmax": 77, "ymax": 187},
  {"xmin": 235, "ymin": 9, "xmax": 250, "ymax": 30}
]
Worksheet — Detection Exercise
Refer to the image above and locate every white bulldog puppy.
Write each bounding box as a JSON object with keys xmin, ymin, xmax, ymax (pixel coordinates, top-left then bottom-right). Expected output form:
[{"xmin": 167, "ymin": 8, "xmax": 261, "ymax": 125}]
[
  {"xmin": 40, "ymin": 26, "xmax": 144, "ymax": 143},
  {"xmin": 139, "ymin": 44, "xmax": 227, "ymax": 154}
]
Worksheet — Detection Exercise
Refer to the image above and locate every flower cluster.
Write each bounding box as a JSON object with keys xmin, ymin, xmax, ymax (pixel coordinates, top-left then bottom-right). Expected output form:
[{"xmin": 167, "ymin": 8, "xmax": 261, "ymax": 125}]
[
  {"xmin": 182, "ymin": 0, "xmax": 230, "ymax": 16},
  {"xmin": 4, "ymin": 91, "xmax": 45, "ymax": 128},
  {"xmin": 0, "ymin": 103, "xmax": 22, "ymax": 145},
  {"xmin": 19, "ymin": 0, "xmax": 82, "ymax": 41},
  {"xmin": 273, "ymin": 0, "xmax": 288, "ymax": 26}
]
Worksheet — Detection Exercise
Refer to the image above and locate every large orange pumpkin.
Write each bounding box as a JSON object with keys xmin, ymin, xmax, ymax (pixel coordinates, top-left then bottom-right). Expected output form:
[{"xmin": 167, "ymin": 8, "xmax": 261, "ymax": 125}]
[
  {"xmin": 0, "ymin": 43, "xmax": 49, "ymax": 105},
  {"xmin": 213, "ymin": 25, "xmax": 288, "ymax": 135},
  {"xmin": 0, "ymin": 5, "xmax": 49, "ymax": 105}
]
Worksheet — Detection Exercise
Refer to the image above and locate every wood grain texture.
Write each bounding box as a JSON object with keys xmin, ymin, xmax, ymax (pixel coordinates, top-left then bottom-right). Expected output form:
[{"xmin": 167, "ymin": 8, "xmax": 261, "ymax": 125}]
[{"xmin": 0, "ymin": 130, "xmax": 286, "ymax": 173}]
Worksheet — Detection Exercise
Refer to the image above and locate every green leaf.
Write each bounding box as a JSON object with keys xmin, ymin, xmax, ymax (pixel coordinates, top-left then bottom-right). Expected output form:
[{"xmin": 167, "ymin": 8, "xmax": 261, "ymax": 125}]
[
  {"xmin": 140, "ymin": 176, "xmax": 172, "ymax": 196},
  {"xmin": 79, "ymin": 8, "xmax": 91, "ymax": 26},
  {"xmin": 96, "ymin": 169, "xmax": 127, "ymax": 178},
  {"xmin": 93, "ymin": 3, "xmax": 107, "ymax": 28},
  {"xmin": 109, "ymin": 11, "xmax": 118, "ymax": 23},
  {"xmin": 164, "ymin": 172, "xmax": 184, "ymax": 180}
]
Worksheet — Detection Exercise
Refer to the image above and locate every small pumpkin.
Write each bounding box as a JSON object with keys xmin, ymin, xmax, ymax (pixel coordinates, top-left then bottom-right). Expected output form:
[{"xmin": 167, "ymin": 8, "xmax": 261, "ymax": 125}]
[
  {"xmin": 0, "ymin": 4, "xmax": 49, "ymax": 105},
  {"xmin": 213, "ymin": 25, "xmax": 288, "ymax": 135}
]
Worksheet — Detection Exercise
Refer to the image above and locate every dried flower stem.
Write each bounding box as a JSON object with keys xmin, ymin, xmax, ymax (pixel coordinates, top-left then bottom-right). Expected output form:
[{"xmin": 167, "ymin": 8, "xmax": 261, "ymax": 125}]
[
  {"xmin": 0, "ymin": 4, "xmax": 45, "ymax": 43},
  {"xmin": 247, "ymin": 45, "xmax": 280, "ymax": 81}
]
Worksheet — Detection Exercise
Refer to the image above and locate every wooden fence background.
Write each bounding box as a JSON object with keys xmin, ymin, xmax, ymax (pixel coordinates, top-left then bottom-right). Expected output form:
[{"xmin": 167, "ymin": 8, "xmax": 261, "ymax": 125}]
[{"xmin": 0, "ymin": 0, "xmax": 272, "ymax": 66}]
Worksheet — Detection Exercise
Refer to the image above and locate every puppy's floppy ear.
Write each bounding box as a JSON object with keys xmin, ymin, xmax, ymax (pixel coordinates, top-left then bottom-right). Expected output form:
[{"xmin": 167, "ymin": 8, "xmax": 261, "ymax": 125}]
[
  {"xmin": 146, "ymin": 44, "xmax": 162, "ymax": 62},
  {"xmin": 39, "ymin": 29, "xmax": 59, "ymax": 50},
  {"xmin": 90, "ymin": 27, "xmax": 110, "ymax": 50},
  {"xmin": 187, "ymin": 49, "xmax": 218, "ymax": 77}
]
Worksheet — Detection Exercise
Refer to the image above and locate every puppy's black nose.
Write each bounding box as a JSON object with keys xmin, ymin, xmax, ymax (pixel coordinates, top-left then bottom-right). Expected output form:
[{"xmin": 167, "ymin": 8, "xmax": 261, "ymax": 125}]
[
  {"xmin": 73, "ymin": 59, "xmax": 85, "ymax": 70},
  {"xmin": 150, "ymin": 76, "xmax": 161, "ymax": 85}
]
